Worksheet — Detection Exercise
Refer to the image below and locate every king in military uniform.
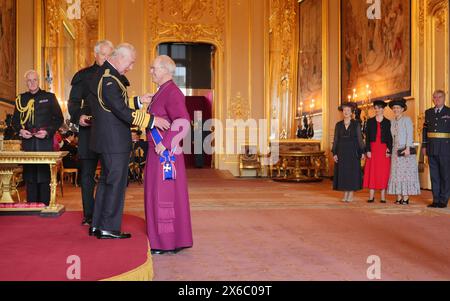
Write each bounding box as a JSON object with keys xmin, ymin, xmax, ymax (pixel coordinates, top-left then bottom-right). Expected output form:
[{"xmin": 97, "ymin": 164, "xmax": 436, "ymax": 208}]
[
  {"xmin": 422, "ymin": 90, "xmax": 450, "ymax": 208},
  {"xmin": 87, "ymin": 43, "xmax": 170, "ymax": 239},
  {"xmin": 11, "ymin": 70, "xmax": 64, "ymax": 205}
]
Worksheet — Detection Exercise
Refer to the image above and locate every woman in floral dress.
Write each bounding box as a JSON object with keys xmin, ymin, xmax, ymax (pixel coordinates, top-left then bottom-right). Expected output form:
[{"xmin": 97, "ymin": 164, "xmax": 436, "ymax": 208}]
[{"xmin": 387, "ymin": 98, "xmax": 421, "ymax": 204}]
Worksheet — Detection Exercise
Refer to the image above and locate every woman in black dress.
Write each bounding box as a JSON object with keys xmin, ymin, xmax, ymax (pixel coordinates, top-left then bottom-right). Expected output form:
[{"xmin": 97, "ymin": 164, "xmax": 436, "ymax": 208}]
[{"xmin": 332, "ymin": 102, "xmax": 366, "ymax": 202}]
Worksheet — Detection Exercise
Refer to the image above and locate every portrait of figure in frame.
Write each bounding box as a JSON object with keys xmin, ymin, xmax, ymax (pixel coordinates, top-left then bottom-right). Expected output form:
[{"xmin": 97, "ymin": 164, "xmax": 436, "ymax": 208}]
[
  {"xmin": 297, "ymin": 0, "xmax": 322, "ymax": 114},
  {"xmin": 341, "ymin": 0, "xmax": 411, "ymax": 103}
]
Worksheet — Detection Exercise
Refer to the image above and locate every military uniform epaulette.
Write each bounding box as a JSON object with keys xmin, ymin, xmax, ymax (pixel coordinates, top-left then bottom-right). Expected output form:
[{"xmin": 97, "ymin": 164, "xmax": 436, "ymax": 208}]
[
  {"xmin": 97, "ymin": 69, "xmax": 128, "ymax": 112},
  {"xmin": 97, "ymin": 68, "xmax": 153, "ymax": 129}
]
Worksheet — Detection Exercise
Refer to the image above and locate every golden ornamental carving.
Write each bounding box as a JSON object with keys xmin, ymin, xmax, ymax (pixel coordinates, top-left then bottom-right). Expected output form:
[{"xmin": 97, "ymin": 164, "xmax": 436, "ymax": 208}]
[
  {"xmin": 417, "ymin": 113, "xmax": 425, "ymax": 142},
  {"xmin": 434, "ymin": 5, "xmax": 448, "ymax": 32},
  {"xmin": 164, "ymin": 0, "xmax": 210, "ymax": 22},
  {"xmin": 45, "ymin": 0, "xmax": 62, "ymax": 48},
  {"xmin": 427, "ymin": 0, "xmax": 448, "ymax": 15},
  {"xmin": 81, "ymin": 0, "xmax": 99, "ymax": 25},
  {"xmin": 269, "ymin": 0, "xmax": 297, "ymax": 77},
  {"xmin": 228, "ymin": 93, "xmax": 249, "ymax": 120},
  {"xmin": 268, "ymin": 0, "xmax": 298, "ymax": 139},
  {"xmin": 419, "ymin": 0, "xmax": 425, "ymax": 45},
  {"xmin": 0, "ymin": 151, "xmax": 68, "ymax": 164},
  {"xmin": 148, "ymin": 0, "xmax": 225, "ymax": 48},
  {"xmin": 426, "ymin": 0, "xmax": 448, "ymax": 33}
]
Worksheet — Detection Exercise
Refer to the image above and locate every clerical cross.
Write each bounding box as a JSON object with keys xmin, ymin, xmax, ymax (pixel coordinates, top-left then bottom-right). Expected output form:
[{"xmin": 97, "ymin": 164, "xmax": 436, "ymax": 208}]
[{"xmin": 163, "ymin": 164, "xmax": 172, "ymax": 172}]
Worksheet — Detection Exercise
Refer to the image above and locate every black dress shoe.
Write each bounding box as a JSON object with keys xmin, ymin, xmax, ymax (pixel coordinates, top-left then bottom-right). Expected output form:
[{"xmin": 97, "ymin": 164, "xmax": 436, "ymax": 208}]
[
  {"xmin": 88, "ymin": 227, "xmax": 98, "ymax": 236},
  {"xmin": 96, "ymin": 230, "xmax": 132, "ymax": 239},
  {"xmin": 380, "ymin": 200, "xmax": 387, "ymax": 203},
  {"xmin": 151, "ymin": 249, "xmax": 167, "ymax": 255},
  {"xmin": 437, "ymin": 203, "xmax": 448, "ymax": 208},
  {"xmin": 82, "ymin": 217, "xmax": 92, "ymax": 226},
  {"xmin": 427, "ymin": 203, "xmax": 439, "ymax": 208},
  {"xmin": 367, "ymin": 199, "xmax": 375, "ymax": 203}
]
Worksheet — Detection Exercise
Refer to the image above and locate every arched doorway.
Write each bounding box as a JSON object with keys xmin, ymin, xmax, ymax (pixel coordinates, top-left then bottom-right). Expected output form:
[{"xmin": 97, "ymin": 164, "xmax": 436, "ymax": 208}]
[{"xmin": 157, "ymin": 42, "xmax": 215, "ymax": 169}]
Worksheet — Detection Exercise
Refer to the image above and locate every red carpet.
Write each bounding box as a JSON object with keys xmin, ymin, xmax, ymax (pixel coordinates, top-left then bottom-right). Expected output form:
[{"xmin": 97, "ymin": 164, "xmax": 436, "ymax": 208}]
[{"xmin": 0, "ymin": 212, "xmax": 151, "ymax": 281}]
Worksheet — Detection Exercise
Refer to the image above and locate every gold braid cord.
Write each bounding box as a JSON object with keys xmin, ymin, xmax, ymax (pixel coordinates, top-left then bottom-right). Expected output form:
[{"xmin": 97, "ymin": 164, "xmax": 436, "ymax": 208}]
[
  {"xmin": 97, "ymin": 69, "xmax": 152, "ymax": 128},
  {"xmin": 15, "ymin": 95, "xmax": 35, "ymax": 128},
  {"xmin": 97, "ymin": 69, "xmax": 128, "ymax": 113}
]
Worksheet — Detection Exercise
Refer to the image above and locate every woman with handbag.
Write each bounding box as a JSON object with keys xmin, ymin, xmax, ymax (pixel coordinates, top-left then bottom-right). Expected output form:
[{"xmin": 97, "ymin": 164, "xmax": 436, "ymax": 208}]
[
  {"xmin": 363, "ymin": 100, "xmax": 393, "ymax": 203},
  {"xmin": 387, "ymin": 98, "xmax": 421, "ymax": 204},
  {"xmin": 332, "ymin": 102, "xmax": 366, "ymax": 202}
]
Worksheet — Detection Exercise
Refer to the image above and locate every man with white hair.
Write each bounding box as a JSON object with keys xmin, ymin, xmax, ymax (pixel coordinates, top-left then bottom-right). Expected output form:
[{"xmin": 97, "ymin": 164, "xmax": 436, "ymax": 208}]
[
  {"xmin": 144, "ymin": 55, "xmax": 193, "ymax": 254},
  {"xmin": 422, "ymin": 90, "xmax": 450, "ymax": 208},
  {"xmin": 12, "ymin": 70, "xmax": 64, "ymax": 205},
  {"xmin": 68, "ymin": 40, "xmax": 114, "ymax": 226},
  {"xmin": 87, "ymin": 43, "xmax": 170, "ymax": 239}
]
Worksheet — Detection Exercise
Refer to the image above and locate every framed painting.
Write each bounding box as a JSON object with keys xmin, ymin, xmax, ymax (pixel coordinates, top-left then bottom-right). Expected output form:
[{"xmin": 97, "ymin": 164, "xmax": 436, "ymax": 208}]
[
  {"xmin": 341, "ymin": 0, "xmax": 411, "ymax": 103},
  {"xmin": 0, "ymin": 0, "xmax": 16, "ymax": 106},
  {"xmin": 297, "ymin": 0, "xmax": 322, "ymax": 115}
]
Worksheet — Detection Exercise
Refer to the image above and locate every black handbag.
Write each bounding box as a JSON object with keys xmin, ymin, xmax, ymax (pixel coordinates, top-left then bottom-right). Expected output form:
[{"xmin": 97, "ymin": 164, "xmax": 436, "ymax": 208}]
[{"xmin": 397, "ymin": 147, "xmax": 417, "ymax": 156}]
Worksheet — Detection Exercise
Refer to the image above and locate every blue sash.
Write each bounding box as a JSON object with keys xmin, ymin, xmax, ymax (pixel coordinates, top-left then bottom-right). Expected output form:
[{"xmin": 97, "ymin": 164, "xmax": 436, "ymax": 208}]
[{"xmin": 150, "ymin": 128, "xmax": 176, "ymax": 181}]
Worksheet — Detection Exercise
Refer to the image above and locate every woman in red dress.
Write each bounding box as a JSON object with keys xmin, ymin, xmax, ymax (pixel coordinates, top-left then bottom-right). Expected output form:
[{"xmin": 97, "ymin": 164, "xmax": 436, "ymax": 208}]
[{"xmin": 363, "ymin": 100, "xmax": 393, "ymax": 203}]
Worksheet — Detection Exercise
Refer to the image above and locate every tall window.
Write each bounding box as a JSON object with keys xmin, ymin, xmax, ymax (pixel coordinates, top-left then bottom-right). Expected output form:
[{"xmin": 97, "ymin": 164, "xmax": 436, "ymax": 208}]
[{"xmin": 158, "ymin": 43, "xmax": 213, "ymax": 91}]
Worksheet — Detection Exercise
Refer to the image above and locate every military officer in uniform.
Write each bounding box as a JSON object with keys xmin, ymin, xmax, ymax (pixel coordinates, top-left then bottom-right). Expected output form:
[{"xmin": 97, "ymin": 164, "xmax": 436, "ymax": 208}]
[
  {"xmin": 422, "ymin": 89, "xmax": 450, "ymax": 208},
  {"xmin": 68, "ymin": 40, "xmax": 114, "ymax": 226},
  {"xmin": 12, "ymin": 70, "xmax": 64, "ymax": 205},
  {"xmin": 87, "ymin": 43, "xmax": 170, "ymax": 239}
]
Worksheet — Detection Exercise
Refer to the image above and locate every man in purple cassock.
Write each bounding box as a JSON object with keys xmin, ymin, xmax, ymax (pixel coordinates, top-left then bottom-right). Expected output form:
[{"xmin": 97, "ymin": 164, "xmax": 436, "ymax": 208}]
[{"xmin": 144, "ymin": 55, "xmax": 193, "ymax": 255}]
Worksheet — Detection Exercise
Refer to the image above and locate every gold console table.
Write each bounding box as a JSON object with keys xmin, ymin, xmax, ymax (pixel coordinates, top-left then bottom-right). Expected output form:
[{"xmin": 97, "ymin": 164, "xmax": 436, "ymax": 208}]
[
  {"xmin": 0, "ymin": 151, "xmax": 68, "ymax": 216},
  {"xmin": 271, "ymin": 151, "xmax": 327, "ymax": 182},
  {"xmin": 269, "ymin": 139, "xmax": 328, "ymax": 182}
]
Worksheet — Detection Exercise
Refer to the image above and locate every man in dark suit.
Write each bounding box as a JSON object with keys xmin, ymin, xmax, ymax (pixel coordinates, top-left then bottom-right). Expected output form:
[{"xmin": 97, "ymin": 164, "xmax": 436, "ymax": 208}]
[
  {"xmin": 422, "ymin": 90, "xmax": 450, "ymax": 208},
  {"xmin": 11, "ymin": 70, "xmax": 64, "ymax": 205},
  {"xmin": 60, "ymin": 130, "xmax": 79, "ymax": 169},
  {"xmin": 87, "ymin": 43, "xmax": 170, "ymax": 239},
  {"xmin": 68, "ymin": 40, "xmax": 113, "ymax": 226}
]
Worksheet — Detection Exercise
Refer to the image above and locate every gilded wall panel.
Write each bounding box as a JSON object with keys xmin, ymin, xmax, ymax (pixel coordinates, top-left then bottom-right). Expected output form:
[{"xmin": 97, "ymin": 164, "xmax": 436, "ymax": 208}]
[
  {"xmin": 268, "ymin": 0, "xmax": 297, "ymax": 139},
  {"xmin": 43, "ymin": 0, "xmax": 98, "ymax": 110},
  {"xmin": 422, "ymin": 0, "xmax": 449, "ymax": 106},
  {"xmin": 0, "ymin": 0, "xmax": 16, "ymax": 107}
]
